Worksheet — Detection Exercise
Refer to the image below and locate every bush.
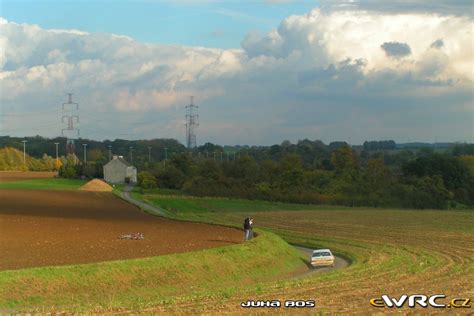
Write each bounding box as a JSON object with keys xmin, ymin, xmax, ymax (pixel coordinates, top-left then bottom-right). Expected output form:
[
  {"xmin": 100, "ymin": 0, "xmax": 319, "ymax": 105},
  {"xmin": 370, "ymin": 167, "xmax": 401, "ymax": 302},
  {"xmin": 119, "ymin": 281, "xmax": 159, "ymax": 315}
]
[
  {"xmin": 137, "ymin": 171, "xmax": 157, "ymax": 189},
  {"xmin": 391, "ymin": 176, "xmax": 452, "ymax": 209},
  {"xmin": 60, "ymin": 164, "xmax": 77, "ymax": 179},
  {"xmin": 156, "ymin": 166, "xmax": 186, "ymax": 189}
]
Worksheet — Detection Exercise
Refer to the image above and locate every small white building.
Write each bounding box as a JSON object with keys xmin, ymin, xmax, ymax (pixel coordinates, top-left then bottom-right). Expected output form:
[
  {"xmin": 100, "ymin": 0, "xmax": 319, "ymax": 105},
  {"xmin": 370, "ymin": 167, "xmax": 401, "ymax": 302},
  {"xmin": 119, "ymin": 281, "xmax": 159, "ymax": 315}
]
[{"xmin": 104, "ymin": 155, "xmax": 137, "ymax": 184}]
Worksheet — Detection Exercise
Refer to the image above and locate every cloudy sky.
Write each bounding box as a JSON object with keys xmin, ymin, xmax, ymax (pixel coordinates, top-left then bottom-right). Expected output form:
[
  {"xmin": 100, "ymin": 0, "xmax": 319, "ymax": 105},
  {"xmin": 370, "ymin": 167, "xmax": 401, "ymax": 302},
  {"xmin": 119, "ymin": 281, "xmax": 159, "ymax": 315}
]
[{"xmin": 0, "ymin": 0, "xmax": 472, "ymax": 145}]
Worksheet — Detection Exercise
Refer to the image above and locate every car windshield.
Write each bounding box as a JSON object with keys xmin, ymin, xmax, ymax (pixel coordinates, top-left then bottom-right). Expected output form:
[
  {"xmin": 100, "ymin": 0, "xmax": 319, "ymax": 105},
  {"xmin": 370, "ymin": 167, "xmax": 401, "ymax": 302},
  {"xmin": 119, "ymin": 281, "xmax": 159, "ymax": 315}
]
[{"xmin": 312, "ymin": 252, "xmax": 331, "ymax": 257}]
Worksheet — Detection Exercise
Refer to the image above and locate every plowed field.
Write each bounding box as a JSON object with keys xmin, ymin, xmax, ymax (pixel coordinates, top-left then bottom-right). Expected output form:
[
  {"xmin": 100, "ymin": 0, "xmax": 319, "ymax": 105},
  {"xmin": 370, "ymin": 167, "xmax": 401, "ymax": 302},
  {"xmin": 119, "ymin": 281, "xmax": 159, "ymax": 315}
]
[
  {"xmin": 0, "ymin": 171, "xmax": 57, "ymax": 182},
  {"xmin": 0, "ymin": 189, "xmax": 242, "ymax": 270}
]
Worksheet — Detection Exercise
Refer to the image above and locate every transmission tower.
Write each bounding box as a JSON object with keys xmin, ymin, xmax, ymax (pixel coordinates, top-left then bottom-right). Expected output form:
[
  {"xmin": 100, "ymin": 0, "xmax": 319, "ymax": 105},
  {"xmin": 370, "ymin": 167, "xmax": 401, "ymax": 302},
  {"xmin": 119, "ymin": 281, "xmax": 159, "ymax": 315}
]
[
  {"xmin": 61, "ymin": 93, "xmax": 80, "ymax": 156},
  {"xmin": 185, "ymin": 96, "xmax": 199, "ymax": 149}
]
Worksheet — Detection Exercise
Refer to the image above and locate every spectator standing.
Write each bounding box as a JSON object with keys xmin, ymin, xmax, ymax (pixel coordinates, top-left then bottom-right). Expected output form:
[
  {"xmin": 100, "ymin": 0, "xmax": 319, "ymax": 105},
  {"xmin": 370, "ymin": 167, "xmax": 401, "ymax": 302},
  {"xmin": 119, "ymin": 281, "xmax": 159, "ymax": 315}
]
[
  {"xmin": 243, "ymin": 217, "xmax": 251, "ymax": 241},
  {"xmin": 249, "ymin": 218, "xmax": 254, "ymax": 240}
]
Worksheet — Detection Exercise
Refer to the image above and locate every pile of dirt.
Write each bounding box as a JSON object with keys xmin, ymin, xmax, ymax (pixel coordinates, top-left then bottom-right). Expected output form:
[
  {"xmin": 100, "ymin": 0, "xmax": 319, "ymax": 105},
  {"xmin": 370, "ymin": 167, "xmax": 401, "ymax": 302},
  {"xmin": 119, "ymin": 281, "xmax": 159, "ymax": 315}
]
[{"xmin": 78, "ymin": 179, "xmax": 113, "ymax": 192}]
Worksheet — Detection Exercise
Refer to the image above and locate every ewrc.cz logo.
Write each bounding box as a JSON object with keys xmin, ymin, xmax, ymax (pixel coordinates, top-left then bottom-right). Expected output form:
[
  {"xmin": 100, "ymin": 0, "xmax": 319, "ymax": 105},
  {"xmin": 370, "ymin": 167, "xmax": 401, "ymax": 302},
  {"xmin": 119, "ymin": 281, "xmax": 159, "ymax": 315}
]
[{"xmin": 370, "ymin": 295, "xmax": 471, "ymax": 308}]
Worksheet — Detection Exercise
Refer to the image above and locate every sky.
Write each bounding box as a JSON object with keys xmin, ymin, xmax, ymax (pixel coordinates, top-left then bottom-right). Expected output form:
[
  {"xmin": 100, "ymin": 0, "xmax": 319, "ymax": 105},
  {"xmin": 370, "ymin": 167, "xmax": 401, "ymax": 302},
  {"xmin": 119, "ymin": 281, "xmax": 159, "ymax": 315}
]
[{"xmin": 0, "ymin": 0, "xmax": 472, "ymax": 145}]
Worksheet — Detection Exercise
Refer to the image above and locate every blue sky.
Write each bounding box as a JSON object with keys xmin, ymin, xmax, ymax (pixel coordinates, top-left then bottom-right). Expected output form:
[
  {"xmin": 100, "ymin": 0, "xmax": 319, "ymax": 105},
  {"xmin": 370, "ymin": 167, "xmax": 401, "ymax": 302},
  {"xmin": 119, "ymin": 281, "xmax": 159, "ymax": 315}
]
[
  {"xmin": 1, "ymin": 0, "xmax": 317, "ymax": 48},
  {"xmin": 0, "ymin": 1, "xmax": 472, "ymax": 145}
]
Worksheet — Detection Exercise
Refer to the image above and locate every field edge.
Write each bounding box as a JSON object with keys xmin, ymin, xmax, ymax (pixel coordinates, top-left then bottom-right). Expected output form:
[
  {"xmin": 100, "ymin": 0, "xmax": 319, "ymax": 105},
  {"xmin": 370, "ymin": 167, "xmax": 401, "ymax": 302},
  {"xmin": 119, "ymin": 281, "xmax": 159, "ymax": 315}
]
[{"xmin": 0, "ymin": 229, "xmax": 306, "ymax": 313}]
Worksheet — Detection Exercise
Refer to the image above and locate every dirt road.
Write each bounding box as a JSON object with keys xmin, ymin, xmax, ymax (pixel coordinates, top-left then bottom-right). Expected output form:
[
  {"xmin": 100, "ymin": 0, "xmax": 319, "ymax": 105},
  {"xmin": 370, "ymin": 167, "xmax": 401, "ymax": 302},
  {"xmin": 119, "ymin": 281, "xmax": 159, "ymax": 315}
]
[
  {"xmin": 120, "ymin": 185, "xmax": 351, "ymax": 278},
  {"xmin": 121, "ymin": 184, "xmax": 167, "ymax": 216},
  {"xmin": 293, "ymin": 245, "xmax": 350, "ymax": 277}
]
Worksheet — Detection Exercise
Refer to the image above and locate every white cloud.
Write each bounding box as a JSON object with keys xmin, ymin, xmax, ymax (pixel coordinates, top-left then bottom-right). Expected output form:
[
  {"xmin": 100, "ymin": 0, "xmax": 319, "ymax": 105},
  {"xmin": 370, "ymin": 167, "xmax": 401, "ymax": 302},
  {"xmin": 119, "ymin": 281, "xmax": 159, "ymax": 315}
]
[
  {"xmin": 0, "ymin": 7, "xmax": 472, "ymax": 144},
  {"xmin": 242, "ymin": 9, "xmax": 473, "ymax": 81}
]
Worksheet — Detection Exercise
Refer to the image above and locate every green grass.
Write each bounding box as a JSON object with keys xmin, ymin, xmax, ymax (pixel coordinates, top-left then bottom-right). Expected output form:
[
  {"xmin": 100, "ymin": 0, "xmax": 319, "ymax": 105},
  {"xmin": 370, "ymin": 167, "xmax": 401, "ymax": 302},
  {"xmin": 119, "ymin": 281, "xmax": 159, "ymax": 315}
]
[
  {"xmin": 0, "ymin": 178, "xmax": 87, "ymax": 190},
  {"xmin": 128, "ymin": 192, "xmax": 474, "ymax": 313},
  {"xmin": 141, "ymin": 194, "xmax": 353, "ymax": 215},
  {"xmin": 0, "ymin": 231, "xmax": 305, "ymax": 313},
  {"xmin": 111, "ymin": 183, "xmax": 127, "ymax": 195},
  {"xmin": 3, "ymin": 186, "xmax": 473, "ymax": 313}
]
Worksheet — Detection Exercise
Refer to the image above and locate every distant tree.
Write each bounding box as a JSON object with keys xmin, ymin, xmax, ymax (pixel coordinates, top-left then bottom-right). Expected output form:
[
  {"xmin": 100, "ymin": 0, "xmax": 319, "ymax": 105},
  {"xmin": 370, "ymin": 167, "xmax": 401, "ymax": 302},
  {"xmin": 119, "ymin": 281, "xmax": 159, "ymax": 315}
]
[
  {"xmin": 459, "ymin": 156, "xmax": 474, "ymax": 173},
  {"xmin": 94, "ymin": 162, "xmax": 104, "ymax": 178},
  {"xmin": 402, "ymin": 154, "xmax": 472, "ymax": 191},
  {"xmin": 417, "ymin": 147, "xmax": 435, "ymax": 157},
  {"xmin": 197, "ymin": 142, "xmax": 223, "ymax": 157},
  {"xmin": 303, "ymin": 169, "xmax": 333, "ymax": 191},
  {"xmin": 197, "ymin": 160, "xmax": 221, "ymax": 180},
  {"xmin": 60, "ymin": 163, "xmax": 77, "ymax": 178},
  {"xmin": 281, "ymin": 140, "xmax": 292, "ymax": 148},
  {"xmin": 137, "ymin": 171, "xmax": 157, "ymax": 189},
  {"xmin": 222, "ymin": 155, "xmax": 258, "ymax": 182},
  {"xmin": 54, "ymin": 158, "xmax": 63, "ymax": 171},
  {"xmin": 82, "ymin": 163, "xmax": 96, "ymax": 179},
  {"xmin": 279, "ymin": 154, "xmax": 304, "ymax": 189},
  {"xmin": 88, "ymin": 149, "xmax": 104, "ymax": 162},
  {"xmin": 41, "ymin": 154, "xmax": 55, "ymax": 170},
  {"xmin": 400, "ymin": 176, "xmax": 452, "ymax": 209},
  {"xmin": 452, "ymin": 144, "xmax": 474, "ymax": 156},
  {"xmin": 329, "ymin": 141, "xmax": 349, "ymax": 150},
  {"xmin": 170, "ymin": 153, "xmax": 193, "ymax": 176},
  {"xmin": 364, "ymin": 159, "xmax": 391, "ymax": 206},
  {"xmin": 363, "ymin": 140, "xmax": 396, "ymax": 151},
  {"xmin": 402, "ymin": 153, "xmax": 474, "ymax": 205},
  {"xmin": 156, "ymin": 165, "xmax": 185, "ymax": 189},
  {"xmin": 259, "ymin": 159, "xmax": 280, "ymax": 185},
  {"xmin": 59, "ymin": 154, "xmax": 78, "ymax": 178},
  {"xmin": 331, "ymin": 145, "xmax": 358, "ymax": 173}
]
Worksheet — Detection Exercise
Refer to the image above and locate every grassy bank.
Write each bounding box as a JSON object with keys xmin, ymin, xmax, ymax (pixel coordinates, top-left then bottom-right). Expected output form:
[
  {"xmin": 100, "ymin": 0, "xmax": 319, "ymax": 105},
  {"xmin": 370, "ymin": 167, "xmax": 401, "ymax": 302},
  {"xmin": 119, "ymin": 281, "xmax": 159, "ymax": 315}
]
[
  {"xmin": 0, "ymin": 178, "xmax": 86, "ymax": 190},
  {"xmin": 0, "ymin": 231, "xmax": 304, "ymax": 313},
  {"xmin": 4, "ymin": 183, "xmax": 472, "ymax": 314},
  {"xmin": 130, "ymin": 191, "xmax": 474, "ymax": 314}
]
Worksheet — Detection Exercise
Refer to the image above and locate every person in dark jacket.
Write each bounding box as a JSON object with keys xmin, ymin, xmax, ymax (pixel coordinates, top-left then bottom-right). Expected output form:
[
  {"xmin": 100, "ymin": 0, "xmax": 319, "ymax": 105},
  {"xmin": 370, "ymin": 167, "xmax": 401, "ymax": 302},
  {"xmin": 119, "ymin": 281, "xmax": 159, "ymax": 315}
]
[{"xmin": 243, "ymin": 217, "xmax": 251, "ymax": 241}]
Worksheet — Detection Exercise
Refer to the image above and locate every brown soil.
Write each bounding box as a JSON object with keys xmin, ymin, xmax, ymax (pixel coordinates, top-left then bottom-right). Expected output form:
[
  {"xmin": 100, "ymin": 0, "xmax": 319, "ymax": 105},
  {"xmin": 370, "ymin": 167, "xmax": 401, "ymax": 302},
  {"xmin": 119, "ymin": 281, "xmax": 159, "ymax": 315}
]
[
  {"xmin": 79, "ymin": 178, "xmax": 113, "ymax": 192},
  {"xmin": 0, "ymin": 189, "xmax": 242, "ymax": 270},
  {"xmin": 0, "ymin": 171, "xmax": 57, "ymax": 182}
]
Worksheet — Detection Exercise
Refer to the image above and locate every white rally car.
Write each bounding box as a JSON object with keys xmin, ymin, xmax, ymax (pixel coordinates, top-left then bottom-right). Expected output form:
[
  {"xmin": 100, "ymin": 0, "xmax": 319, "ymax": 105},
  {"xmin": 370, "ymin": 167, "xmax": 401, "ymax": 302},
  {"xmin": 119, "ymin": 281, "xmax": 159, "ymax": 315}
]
[{"xmin": 311, "ymin": 249, "xmax": 335, "ymax": 267}]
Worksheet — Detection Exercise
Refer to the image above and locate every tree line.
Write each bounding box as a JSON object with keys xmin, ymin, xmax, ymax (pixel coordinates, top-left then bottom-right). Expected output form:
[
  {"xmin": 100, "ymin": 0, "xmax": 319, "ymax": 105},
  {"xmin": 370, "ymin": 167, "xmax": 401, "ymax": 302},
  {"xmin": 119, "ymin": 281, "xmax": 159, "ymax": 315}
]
[
  {"xmin": 2, "ymin": 135, "xmax": 473, "ymax": 209},
  {"xmin": 137, "ymin": 142, "xmax": 474, "ymax": 209}
]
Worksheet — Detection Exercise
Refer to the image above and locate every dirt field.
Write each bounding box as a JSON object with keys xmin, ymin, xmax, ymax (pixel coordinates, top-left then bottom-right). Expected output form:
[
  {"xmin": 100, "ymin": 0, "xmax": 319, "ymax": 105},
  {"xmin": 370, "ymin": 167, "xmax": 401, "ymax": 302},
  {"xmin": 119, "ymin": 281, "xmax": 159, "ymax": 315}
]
[
  {"xmin": 0, "ymin": 171, "xmax": 57, "ymax": 182},
  {"xmin": 0, "ymin": 189, "xmax": 242, "ymax": 270}
]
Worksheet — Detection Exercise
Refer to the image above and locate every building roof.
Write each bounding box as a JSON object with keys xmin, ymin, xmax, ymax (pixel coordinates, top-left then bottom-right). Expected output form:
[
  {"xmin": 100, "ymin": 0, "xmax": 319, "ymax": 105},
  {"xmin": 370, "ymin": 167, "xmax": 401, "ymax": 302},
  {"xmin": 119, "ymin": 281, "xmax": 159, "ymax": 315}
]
[
  {"xmin": 117, "ymin": 158, "xmax": 132, "ymax": 166},
  {"xmin": 105, "ymin": 157, "xmax": 132, "ymax": 167}
]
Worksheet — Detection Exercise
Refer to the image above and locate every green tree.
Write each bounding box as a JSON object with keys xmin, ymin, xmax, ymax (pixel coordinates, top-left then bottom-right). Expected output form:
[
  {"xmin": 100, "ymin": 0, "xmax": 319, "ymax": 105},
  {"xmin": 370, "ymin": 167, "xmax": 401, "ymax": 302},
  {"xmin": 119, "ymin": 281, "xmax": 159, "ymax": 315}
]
[
  {"xmin": 402, "ymin": 153, "xmax": 474, "ymax": 205},
  {"xmin": 137, "ymin": 171, "xmax": 158, "ymax": 189},
  {"xmin": 197, "ymin": 160, "xmax": 221, "ymax": 180},
  {"xmin": 397, "ymin": 176, "xmax": 452, "ymax": 209},
  {"xmin": 82, "ymin": 163, "xmax": 96, "ymax": 179},
  {"xmin": 279, "ymin": 154, "xmax": 304, "ymax": 189},
  {"xmin": 331, "ymin": 145, "xmax": 358, "ymax": 173},
  {"xmin": 59, "ymin": 154, "xmax": 78, "ymax": 178},
  {"xmin": 157, "ymin": 165, "xmax": 185, "ymax": 189},
  {"xmin": 222, "ymin": 155, "xmax": 258, "ymax": 183},
  {"xmin": 364, "ymin": 159, "xmax": 391, "ymax": 207},
  {"xmin": 171, "ymin": 153, "xmax": 193, "ymax": 176},
  {"xmin": 88, "ymin": 149, "xmax": 104, "ymax": 162}
]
